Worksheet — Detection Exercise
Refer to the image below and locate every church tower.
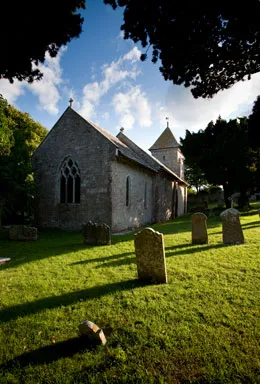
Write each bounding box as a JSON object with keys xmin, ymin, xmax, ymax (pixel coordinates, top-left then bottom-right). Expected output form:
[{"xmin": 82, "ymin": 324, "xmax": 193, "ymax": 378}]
[{"xmin": 149, "ymin": 120, "xmax": 185, "ymax": 179}]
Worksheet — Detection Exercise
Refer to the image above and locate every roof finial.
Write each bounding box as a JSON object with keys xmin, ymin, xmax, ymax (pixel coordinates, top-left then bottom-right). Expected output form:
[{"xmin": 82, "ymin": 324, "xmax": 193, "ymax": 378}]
[
  {"xmin": 69, "ymin": 97, "xmax": 74, "ymax": 108},
  {"xmin": 120, "ymin": 127, "xmax": 125, "ymax": 133},
  {"xmin": 166, "ymin": 116, "xmax": 169, "ymax": 128}
]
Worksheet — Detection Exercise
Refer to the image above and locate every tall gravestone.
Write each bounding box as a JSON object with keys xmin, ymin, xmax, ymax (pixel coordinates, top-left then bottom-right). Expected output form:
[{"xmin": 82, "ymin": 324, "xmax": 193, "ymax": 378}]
[
  {"xmin": 220, "ymin": 208, "xmax": 244, "ymax": 245},
  {"xmin": 192, "ymin": 212, "xmax": 208, "ymax": 244},
  {"xmin": 134, "ymin": 228, "xmax": 167, "ymax": 284}
]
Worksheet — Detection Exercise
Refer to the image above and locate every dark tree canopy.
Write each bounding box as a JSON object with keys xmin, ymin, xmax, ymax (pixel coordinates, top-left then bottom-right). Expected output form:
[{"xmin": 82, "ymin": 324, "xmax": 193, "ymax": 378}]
[
  {"xmin": 105, "ymin": 0, "xmax": 260, "ymax": 98},
  {"xmin": 180, "ymin": 117, "xmax": 254, "ymax": 207},
  {"xmin": 2, "ymin": 1, "xmax": 85, "ymax": 83}
]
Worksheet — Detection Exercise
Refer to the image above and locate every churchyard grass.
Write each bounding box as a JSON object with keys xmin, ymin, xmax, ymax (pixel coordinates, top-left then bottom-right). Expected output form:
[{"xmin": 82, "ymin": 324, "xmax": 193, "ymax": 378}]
[{"xmin": 0, "ymin": 204, "xmax": 259, "ymax": 383}]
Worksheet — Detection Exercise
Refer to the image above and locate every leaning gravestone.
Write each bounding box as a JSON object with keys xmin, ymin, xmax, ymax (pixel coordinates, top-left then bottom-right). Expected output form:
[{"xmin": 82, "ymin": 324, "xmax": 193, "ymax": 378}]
[
  {"xmin": 83, "ymin": 221, "xmax": 111, "ymax": 245},
  {"xmin": 134, "ymin": 228, "xmax": 167, "ymax": 284},
  {"xmin": 192, "ymin": 212, "xmax": 208, "ymax": 244},
  {"xmin": 220, "ymin": 208, "xmax": 244, "ymax": 245}
]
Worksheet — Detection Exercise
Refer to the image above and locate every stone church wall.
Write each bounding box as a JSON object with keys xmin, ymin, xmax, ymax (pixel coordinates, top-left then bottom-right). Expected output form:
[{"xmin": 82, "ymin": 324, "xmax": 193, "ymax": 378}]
[
  {"xmin": 32, "ymin": 109, "xmax": 114, "ymax": 231},
  {"xmin": 177, "ymin": 185, "xmax": 187, "ymax": 216},
  {"xmin": 111, "ymin": 160, "xmax": 154, "ymax": 232},
  {"xmin": 153, "ymin": 174, "xmax": 175, "ymax": 223}
]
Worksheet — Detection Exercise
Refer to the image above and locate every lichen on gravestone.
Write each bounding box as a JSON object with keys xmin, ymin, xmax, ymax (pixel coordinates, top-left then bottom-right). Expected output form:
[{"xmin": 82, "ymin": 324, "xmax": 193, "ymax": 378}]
[
  {"xmin": 134, "ymin": 227, "xmax": 167, "ymax": 284},
  {"xmin": 220, "ymin": 208, "xmax": 244, "ymax": 245}
]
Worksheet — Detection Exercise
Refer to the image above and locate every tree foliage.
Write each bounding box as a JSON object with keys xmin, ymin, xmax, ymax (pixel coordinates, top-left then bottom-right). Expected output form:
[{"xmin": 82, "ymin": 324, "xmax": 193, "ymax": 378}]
[
  {"xmin": 105, "ymin": 0, "xmax": 260, "ymax": 98},
  {"xmin": 180, "ymin": 117, "xmax": 254, "ymax": 208},
  {"xmin": 0, "ymin": 95, "xmax": 13, "ymax": 156},
  {"xmin": 0, "ymin": 97, "xmax": 48, "ymax": 225},
  {"xmin": 248, "ymin": 95, "xmax": 260, "ymax": 149},
  {"xmin": 184, "ymin": 162, "xmax": 208, "ymax": 193},
  {"xmin": 2, "ymin": 1, "xmax": 85, "ymax": 83}
]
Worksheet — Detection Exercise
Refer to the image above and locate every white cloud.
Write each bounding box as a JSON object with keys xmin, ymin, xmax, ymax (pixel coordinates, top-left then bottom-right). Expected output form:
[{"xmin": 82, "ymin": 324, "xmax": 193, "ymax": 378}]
[
  {"xmin": 0, "ymin": 79, "xmax": 25, "ymax": 105},
  {"xmin": 27, "ymin": 46, "xmax": 67, "ymax": 115},
  {"xmin": 0, "ymin": 46, "xmax": 67, "ymax": 115},
  {"xmin": 79, "ymin": 47, "xmax": 142, "ymax": 120},
  {"xmin": 112, "ymin": 86, "xmax": 152, "ymax": 129},
  {"xmin": 158, "ymin": 72, "xmax": 260, "ymax": 141}
]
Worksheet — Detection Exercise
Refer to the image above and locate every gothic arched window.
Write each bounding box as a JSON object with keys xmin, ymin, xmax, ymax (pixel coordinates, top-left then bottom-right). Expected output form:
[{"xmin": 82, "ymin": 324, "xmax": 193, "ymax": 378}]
[{"xmin": 60, "ymin": 158, "xmax": 80, "ymax": 204}]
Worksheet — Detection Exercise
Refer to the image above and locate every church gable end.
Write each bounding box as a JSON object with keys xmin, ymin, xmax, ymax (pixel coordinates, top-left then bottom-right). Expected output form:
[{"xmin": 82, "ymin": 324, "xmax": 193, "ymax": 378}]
[{"xmin": 32, "ymin": 107, "xmax": 116, "ymax": 231}]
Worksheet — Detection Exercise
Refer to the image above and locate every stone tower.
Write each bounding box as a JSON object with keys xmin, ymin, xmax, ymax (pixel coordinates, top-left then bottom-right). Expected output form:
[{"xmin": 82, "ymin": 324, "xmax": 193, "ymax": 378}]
[{"xmin": 149, "ymin": 122, "xmax": 185, "ymax": 179}]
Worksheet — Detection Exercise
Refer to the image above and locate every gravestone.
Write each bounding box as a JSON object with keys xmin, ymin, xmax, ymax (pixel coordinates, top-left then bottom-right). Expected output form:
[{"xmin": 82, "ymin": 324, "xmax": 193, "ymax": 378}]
[
  {"xmin": 220, "ymin": 208, "xmax": 244, "ymax": 245},
  {"xmin": 134, "ymin": 228, "xmax": 167, "ymax": 284},
  {"xmin": 83, "ymin": 221, "xmax": 111, "ymax": 245},
  {"xmin": 83, "ymin": 221, "xmax": 97, "ymax": 245},
  {"xmin": 192, "ymin": 212, "xmax": 208, "ymax": 244},
  {"xmin": 96, "ymin": 223, "xmax": 111, "ymax": 245},
  {"xmin": 9, "ymin": 225, "xmax": 38, "ymax": 241}
]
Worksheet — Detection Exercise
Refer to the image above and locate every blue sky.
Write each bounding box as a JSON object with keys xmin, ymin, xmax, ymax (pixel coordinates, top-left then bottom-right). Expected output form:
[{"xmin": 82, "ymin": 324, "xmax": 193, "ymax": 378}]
[{"xmin": 1, "ymin": 0, "xmax": 260, "ymax": 152}]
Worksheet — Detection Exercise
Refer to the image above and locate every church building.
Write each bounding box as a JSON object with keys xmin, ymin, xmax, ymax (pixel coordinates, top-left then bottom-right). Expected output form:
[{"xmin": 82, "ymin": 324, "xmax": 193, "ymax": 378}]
[{"xmin": 32, "ymin": 106, "xmax": 188, "ymax": 232}]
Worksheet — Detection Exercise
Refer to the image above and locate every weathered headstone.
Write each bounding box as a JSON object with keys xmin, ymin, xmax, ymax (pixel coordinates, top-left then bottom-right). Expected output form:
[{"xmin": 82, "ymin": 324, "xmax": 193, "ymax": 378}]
[
  {"xmin": 192, "ymin": 212, "xmax": 208, "ymax": 244},
  {"xmin": 220, "ymin": 208, "xmax": 244, "ymax": 245},
  {"xmin": 9, "ymin": 225, "xmax": 38, "ymax": 241},
  {"xmin": 134, "ymin": 228, "xmax": 167, "ymax": 284},
  {"xmin": 83, "ymin": 221, "xmax": 111, "ymax": 245},
  {"xmin": 83, "ymin": 221, "xmax": 97, "ymax": 245},
  {"xmin": 96, "ymin": 223, "xmax": 111, "ymax": 245},
  {"xmin": 78, "ymin": 320, "xmax": 107, "ymax": 345}
]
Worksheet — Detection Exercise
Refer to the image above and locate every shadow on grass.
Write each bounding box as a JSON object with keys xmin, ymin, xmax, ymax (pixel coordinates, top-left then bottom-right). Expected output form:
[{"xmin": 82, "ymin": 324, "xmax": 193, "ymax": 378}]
[
  {"xmin": 0, "ymin": 230, "xmax": 88, "ymax": 270},
  {"xmin": 166, "ymin": 243, "xmax": 226, "ymax": 258},
  {"xmin": 1, "ymin": 337, "xmax": 98, "ymax": 369},
  {"xmin": 95, "ymin": 256, "xmax": 135, "ymax": 269},
  {"xmin": 241, "ymin": 220, "xmax": 260, "ymax": 228},
  {"xmin": 71, "ymin": 252, "xmax": 133, "ymax": 266},
  {"xmin": 0, "ymin": 279, "xmax": 144, "ymax": 324}
]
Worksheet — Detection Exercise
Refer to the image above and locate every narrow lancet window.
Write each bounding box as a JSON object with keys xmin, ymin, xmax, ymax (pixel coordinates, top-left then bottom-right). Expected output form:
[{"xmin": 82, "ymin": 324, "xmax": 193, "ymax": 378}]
[
  {"xmin": 126, "ymin": 176, "xmax": 130, "ymax": 207},
  {"xmin": 144, "ymin": 181, "xmax": 147, "ymax": 209}
]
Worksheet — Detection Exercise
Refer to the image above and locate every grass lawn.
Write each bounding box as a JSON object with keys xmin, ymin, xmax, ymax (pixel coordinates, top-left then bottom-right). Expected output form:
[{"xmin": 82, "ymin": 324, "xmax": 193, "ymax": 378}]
[{"xmin": 0, "ymin": 204, "xmax": 260, "ymax": 384}]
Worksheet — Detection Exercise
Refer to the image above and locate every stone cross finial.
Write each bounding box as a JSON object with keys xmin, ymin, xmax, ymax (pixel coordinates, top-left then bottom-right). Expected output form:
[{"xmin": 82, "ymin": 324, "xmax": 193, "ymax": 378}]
[
  {"xmin": 120, "ymin": 127, "xmax": 125, "ymax": 133},
  {"xmin": 166, "ymin": 117, "xmax": 169, "ymax": 128},
  {"xmin": 69, "ymin": 97, "xmax": 74, "ymax": 108}
]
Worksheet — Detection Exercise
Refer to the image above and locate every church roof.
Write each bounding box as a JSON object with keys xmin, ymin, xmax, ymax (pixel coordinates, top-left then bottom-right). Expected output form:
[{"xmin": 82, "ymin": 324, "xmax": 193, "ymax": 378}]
[
  {"xmin": 149, "ymin": 127, "xmax": 179, "ymax": 150},
  {"xmin": 33, "ymin": 107, "xmax": 187, "ymax": 185},
  {"xmin": 79, "ymin": 110, "xmax": 186, "ymax": 184},
  {"xmin": 117, "ymin": 130, "xmax": 187, "ymax": 185}
]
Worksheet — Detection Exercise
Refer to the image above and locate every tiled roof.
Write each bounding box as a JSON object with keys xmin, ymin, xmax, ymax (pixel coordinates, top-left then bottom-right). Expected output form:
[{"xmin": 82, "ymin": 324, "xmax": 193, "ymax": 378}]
[
  {"xmin": 149, "ymin": 127, "xmax": 179, "ymax": 150},
  {"xmin": 73, "ymin": 108, "xmax": 187, "ymax": 184}
]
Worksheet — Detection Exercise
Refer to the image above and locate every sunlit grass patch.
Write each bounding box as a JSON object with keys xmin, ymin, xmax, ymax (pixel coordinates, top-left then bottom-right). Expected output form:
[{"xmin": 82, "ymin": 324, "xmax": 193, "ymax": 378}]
[{"xmin": 0, "ymin": 205, "xmax": 260, "ymax": 383}]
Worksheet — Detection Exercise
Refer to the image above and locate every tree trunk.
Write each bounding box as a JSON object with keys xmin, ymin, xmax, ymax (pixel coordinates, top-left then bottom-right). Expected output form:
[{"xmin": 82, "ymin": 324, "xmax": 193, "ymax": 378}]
[
  {"xmin": 238, "ymin": 187, "xmax": 249, "ymax": 209},
  {"xmin": 223, "ymin": 183, "xmax": 231, "ymax": 209}
]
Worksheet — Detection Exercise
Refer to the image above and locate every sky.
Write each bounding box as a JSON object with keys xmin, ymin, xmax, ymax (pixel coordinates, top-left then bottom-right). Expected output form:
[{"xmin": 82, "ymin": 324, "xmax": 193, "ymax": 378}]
[{"xmin": 1, "ymin": 0, "xmax": 260, "ymax": 152}]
